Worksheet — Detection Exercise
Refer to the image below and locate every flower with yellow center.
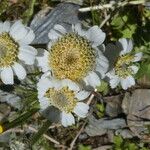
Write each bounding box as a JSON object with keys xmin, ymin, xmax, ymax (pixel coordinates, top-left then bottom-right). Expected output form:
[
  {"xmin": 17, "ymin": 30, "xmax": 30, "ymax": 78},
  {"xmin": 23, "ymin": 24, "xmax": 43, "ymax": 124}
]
[
  {"xmin": 0, "ymin": 20, "xmax": 37, "ymax": 84},
  {"xmin": 37, "ymin": 73, "xmax": 90, "ymax": 127},
  {"xmin": 106, "ymin": 38, "xmax": 142, "ymax": 90},
  {"xmin": 37, "ymin": 24, "xmax": 109, "ymax": 88}
]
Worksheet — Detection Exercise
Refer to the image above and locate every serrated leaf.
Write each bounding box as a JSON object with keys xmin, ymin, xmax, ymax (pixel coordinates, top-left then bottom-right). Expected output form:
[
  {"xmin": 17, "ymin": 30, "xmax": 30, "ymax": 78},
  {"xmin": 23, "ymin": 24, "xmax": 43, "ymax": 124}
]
[
  {"xmin": 113, "ymin": 135, "xmax": 123, "ymax": 148},
  {"xmin": 96, "ymin": 81, "xmax": 109, "ymax": 95},
  {"xmin": 111, "ymin": 10, "xmax": 137, "ymax": 39}
]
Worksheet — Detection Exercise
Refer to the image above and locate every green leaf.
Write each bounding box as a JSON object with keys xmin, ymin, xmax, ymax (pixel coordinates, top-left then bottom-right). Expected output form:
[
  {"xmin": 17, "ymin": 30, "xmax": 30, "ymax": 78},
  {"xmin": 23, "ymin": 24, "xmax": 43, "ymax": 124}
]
[
  {"xmin": 128, "ymin": 143, "xmax": 138, "ymax": 150},
  {"xmin": 30, "ymin": 120, "xmax": 51, "ymax": 146},
  {"xmin": 136, "ymin": 63, "xmax": 150, "ymax": 79},
  {"xmin": 110, "ymin": 10, "xmax": 137, "ymax": 39},
  {"xmin": 113, "ymin": 135, "xmax": 123, "ymax": 148},
  {"xmin": 96, "ymin": 81, "xmax": 109, "ymax": 95},
  {"xmin": 96, "ymin": 103, "xmax": 105, "ymax": 118},
  {"xmin": 78, "ymin": 144, "xmax": 91, "ymax": 150},
  {"xmin": 121, "ymin": 24, "xmax": 137, "ymax": 38}
]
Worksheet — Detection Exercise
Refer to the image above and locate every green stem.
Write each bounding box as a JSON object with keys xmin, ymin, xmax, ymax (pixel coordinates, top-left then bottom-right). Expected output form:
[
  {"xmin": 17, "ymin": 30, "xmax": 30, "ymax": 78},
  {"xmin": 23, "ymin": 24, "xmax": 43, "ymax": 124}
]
[
  {"xmin": 30, "ymin": 120, "xmax": 51, "ymax": 145},
  {"xmin": 22, "ymin": 0, "xmax": 36, "ymax": 24},
  {"xmin": 3, "ymin": 108, "xmax": 39, "ymax": 131}
]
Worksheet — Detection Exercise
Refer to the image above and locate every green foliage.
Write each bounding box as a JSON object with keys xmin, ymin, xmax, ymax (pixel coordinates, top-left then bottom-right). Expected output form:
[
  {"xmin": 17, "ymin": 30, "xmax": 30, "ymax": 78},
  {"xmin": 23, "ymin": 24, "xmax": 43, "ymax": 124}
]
[
  {"xmin": 96, "ymin": 103, "xmax": 105, "ymax": 118},
  {"xmin": 78, "ymin": 144, "xmax": 92, "ymax": 150},
  {"xmin": 136, "ymin": 42, "xmax": 150, "ymax": 79},
  {"xmin": 22, "ymin": 0, "xmax": 37, "ymax": 24},
  {"xmin": 32, "ymin": 137, "xmax": 54, "ymax": 150},
  {"xmin": 0, "ymin": 0, "xmax": 9, "ymax": 16},
  {"xmin": 113, "ymin": 135, "xmax": 123, "ymax": 149},
  {"xmin": 91, "ymin": 10, "xmax": 100, "ymax": 25},
  {"xmin": 111, "ymin": 10, "xmax": 137, "ymax": 39},
  {"xmin": 97, "ymin": 80, "xmax": 109, "ymax": 95},
  {"xmin": 31, "ymin": 120, "xmax": 51, "ymax": 146},
  {"xmin": 113, "ymin": 135, "xmax": 149, "ymax": 150}
]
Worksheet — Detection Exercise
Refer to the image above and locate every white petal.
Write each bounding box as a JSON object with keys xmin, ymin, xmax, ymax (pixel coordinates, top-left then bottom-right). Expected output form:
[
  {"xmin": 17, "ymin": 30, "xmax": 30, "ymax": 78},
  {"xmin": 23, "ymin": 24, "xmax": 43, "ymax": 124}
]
[
  {"xmin": 121, "ymin": 76, "xmax": 135, "ymax": 90},
  {"xmin": 39, "ymin": 97, "xmax": 50, "ymax": 110},
  {"xmin": 62, "ymin": 79, "xmax": 80, "ymax": 92},
  {"xmin": 3, "ymin": 21, "xmax": 11, "ymax": 32},
  {"xmin": 1, "ymin": 67, "xmax": 14, "ymax": 84},
  {"xmin": 132, "ymin": 52, "xmax": 142, "ymax": 62},
  {"xmin": 61, "ymin": 112, "xmax": 75, "ymax": 127},
  {"xmin": 72, "ymin": 23, "xmax": 81, "ymax": 33},
  {"xmin": 86, "ymin": 26, "xmax": 106, "ymax": 47},
  {"xmin": 12, "ymin": 62, "xmax": 26, "ymax": 80},
  {"xmin": 106, "ymin": 70, "xmax": 116, "ymax": 79},
  {"xmin": 52, "ymin": 80, "xmax": 62, "ymax": 90},
  {"xmin": 10, "ymin": 20, "xmax": 28, "ymax": 41},
  {"xmin": 120, "ymin": 78, "xmax": 128, "ymax": 90},
  {"xmin": 74, "ymin": 102, "xmax": 89, "ymax": 118},
  {"xmin": 72, "ymin": 23, "xmax": 85, "ymax": 36},
  {"xmin": 54, "ymin": 24, "xmax": 66, "ymax": 34},
  {"xmin": 84, "ymin": 72, "xmax": 101, "ymax": 88},
  {"xmin": 19, "ymin": 27, "xmax": 35, "ymax": 44},
  {"xmin": 48, "ymin": 29, "xmax": 62, "ymax": 41},
  {"xmin": 36, "ymin": 50, "xmax": 50, "ymax": 72},
  {"xmin": 37, "ymin": 77, "xmax": 53, "ymax": 98},
  {"xmin": 96, "ymin": 56, "xmax": 109, "ymax": 77},
  {"xmin": 0, "ymin": 22, "xmax": 4, "ymax": 33},
  {"xmin": 19, "ymin": 45, "xmax": 37, "ymax": 56},
  {"xmin": 96, "ymin": 64, "xmax": 108, "ymax": 78},
  {"xmin": 97, "ymin": 55, "xmax": 109, "ymax": 69},
  {"xmin": 18, "ymin": 51, "xmax": 35, "ymax": 65},
  {"xmin": 41, "ymin": 71, "xmax": 51, "ymax": 79},
  {"xmin": 106, "ymin": 70, "xmax": 120, "ymax": 88},
  {"xmin": 119, "ymin": 38, "xmax": 128, "ymax": 55},
  {"xmin": 48, "ymin": 41, "xmax": 52, "ymax": 49},
  {"xmin": 129, "ymin": 65, "xmax": 139, "ymax": 74},
  {"xmin": 75, "ymin": 90, "xmax": 91, "ymax": 101},
  {"xmin": 109, "ymin": 77, "xmax": 120, "ymax": 88},
  {"xmin": 127, "ymin": 75, "xmax": 135, "ymax": 86},
  {"xmin": 127, "ymin": 39, "xmax": 133, "ymax": 52}
]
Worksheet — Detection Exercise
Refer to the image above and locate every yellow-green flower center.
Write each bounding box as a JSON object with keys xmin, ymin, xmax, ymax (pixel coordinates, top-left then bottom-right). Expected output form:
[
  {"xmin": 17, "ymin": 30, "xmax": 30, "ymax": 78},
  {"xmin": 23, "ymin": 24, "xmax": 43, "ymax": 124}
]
[
  {"xmin": 45, "ymin": 87, "xmax": 77, "ymax": 113},
  {"xmin": 48, "ymin": 33, "xmax": 96, "ymax": 81},
  {"xmin": 115, "ymin": 54, "xmax": 134, "ymax": 78},
  {"xmin": 0, "ymin": 32, "xmax": 19, "ymax": 67}
]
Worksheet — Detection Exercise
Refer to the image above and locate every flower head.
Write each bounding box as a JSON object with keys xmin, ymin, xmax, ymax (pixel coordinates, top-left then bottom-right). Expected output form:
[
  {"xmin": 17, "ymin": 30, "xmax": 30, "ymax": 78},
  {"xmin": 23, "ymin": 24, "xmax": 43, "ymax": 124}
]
[
  {"xmin": 0, "ymin": 20, "xmax": 37, "ymax": 84},
  {"xmin": 37, "ymin": 24, "xmax": 109, "ymax": 88},
  {"xmin": 37, "ymin": 74, "xmax": 90, "ymax": 127},
  {"xmin": 106, "ymin": 38, "xmax": 142, "ymax": 90}
]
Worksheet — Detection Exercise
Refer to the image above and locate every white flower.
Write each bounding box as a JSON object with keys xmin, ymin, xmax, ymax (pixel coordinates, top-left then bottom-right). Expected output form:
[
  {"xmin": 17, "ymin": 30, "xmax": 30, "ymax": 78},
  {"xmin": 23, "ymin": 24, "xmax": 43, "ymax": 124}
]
[
  {"xmin": 0, "ymin": 20, "xmax": 37, "ymax": 84},
  {"xmin": 106, "ymin": 38, "xmax": 142, "ymax": 90},
  {"xmin": 37, "ymin": 74, "xmax": 90, "ymax": 127},
  {"xmin": 36, "ymin": 24, "xmax": 109, "ymax": 88}
]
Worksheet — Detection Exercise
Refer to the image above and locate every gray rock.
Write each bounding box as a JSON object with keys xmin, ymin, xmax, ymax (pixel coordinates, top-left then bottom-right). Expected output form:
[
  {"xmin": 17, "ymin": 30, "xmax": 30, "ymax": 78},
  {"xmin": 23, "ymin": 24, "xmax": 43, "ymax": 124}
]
[
  {"xmin": 85, "ymin": 115, "xmax": 126, "ymax": 136},
  {"xmin": 122, "ymin": 89, "xmax": 150, "ymax": 138},
  {"xmin": 30, "ymin": 3, "xmax": 80, "ymax": 44},
  {"xmin": 0, "ymin": 132, "xmax": 11, "ymax": 143},
  {"xmin": 79, "ymin": 133, "xmax": 88, "ymax": 140},
  {"xmin": 0, "ymin": 90, "xmax": 23, "ymax": 110},
  {"xmin": 137, "ymin": 75, "xmax": 150, "ymax": 87},
  {"xmin": 0, "ymin": 104, "xmax": 11, "ymax": 121},
  {"xmin": 93, "ymin": 145, "xmax": 112, "ymax": 150},
  {"xmin": 61, "ymin": 0, "xmax": 83, "ymax": 5},
  {"xmin": 104, "ymin": 95, "xmax": 122, "ymax": 117},
  {"xmin": 116, "ymin": 129, "xmax": 134, "ymax": 139},
  {"xmin": 122, "ymin": 90, "xmax": 150, "ymax": 120}
]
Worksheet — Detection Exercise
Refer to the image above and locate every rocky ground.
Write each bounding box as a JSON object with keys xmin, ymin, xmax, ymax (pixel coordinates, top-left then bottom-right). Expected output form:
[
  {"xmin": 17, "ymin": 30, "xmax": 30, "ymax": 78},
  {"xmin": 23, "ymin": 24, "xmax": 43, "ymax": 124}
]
[{"xmin": 0, "ymin": 0, "xmax": 150, "ymax": 149}]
